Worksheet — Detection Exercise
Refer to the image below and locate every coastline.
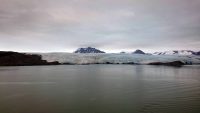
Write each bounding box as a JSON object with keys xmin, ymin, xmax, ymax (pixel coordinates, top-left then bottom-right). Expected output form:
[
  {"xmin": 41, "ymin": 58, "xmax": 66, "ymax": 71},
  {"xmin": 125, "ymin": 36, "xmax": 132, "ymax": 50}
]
[{"xmin": 1, "ymin": 51, "xmax": 199, "ymax": 67}]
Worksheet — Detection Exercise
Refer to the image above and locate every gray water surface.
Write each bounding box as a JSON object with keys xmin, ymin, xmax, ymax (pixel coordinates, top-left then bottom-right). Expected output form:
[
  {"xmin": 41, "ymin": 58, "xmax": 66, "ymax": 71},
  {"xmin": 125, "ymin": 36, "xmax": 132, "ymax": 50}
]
[{"xmin": 0, "ymin": 65, "xmax": 200, "ymax": 113}]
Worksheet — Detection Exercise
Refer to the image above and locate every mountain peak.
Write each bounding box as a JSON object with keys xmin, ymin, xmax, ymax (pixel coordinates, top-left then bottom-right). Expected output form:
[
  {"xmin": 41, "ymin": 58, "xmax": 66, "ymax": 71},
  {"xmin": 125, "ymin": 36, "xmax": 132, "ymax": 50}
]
[
  {"xmin": 74, "ymin": 47, "xmax": 105, "ymax": 53},
  {"xmin": 132, "ymin": 49, "xmax": 145, "ymax": 54}
]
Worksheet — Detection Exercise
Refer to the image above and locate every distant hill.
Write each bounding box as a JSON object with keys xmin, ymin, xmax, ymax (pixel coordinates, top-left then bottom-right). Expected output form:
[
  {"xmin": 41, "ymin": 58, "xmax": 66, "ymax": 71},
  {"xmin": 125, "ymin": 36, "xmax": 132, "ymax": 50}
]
[
  {"xmin": 74, "ymin": 47, "xmax": 105, "ymax": 53},
  {"xmin": 120, "ymin": 51, "xmax": 126, "ymax": 54},
  {"xmin": 132, "ymin": 49, "xmax": 145, "ymax": 54},
  {"xmin": 193, "ymin": 51, "xmax": 200, "ymax": 55},
  {"xmin": 119, "ymin": 50, "xmax": 146, "ymax": 54}
]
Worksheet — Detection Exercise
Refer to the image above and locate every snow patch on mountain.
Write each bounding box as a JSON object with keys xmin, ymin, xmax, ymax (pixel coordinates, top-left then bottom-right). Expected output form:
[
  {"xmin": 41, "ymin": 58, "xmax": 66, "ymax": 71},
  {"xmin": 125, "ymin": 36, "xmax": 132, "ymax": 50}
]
[{"xmin": 153, "ymin": 50, "xmax": 199, "ymax": 56}]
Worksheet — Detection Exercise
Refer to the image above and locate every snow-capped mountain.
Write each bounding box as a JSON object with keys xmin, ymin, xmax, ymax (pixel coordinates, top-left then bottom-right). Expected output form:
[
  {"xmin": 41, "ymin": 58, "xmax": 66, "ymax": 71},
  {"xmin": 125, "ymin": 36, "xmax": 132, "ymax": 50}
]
[
  {"xmin": 132, "ymin": 49, "xmax": 145, "ymax": 54},
  {"xmin": 74, "ymin": 47, "xmax": 105, "ymax": 53},
  {"xmin": 153, "ymin": 50, "xmax": 200, "ymax": 56}
]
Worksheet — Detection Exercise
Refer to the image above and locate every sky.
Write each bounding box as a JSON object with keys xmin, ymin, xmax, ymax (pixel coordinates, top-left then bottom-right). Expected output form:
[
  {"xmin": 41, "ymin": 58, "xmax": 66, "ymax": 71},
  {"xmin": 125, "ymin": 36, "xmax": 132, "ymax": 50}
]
[{"xmin": 0, "ymin": 0, "xmax": 200, "ymax": 53}]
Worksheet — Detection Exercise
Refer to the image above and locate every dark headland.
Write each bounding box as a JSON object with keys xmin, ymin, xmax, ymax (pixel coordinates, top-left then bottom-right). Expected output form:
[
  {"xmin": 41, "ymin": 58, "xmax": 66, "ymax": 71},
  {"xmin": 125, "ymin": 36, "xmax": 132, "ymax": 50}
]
[{"xmin": 0, "ymin": 51, "xmax": 59, "ymax": 66}]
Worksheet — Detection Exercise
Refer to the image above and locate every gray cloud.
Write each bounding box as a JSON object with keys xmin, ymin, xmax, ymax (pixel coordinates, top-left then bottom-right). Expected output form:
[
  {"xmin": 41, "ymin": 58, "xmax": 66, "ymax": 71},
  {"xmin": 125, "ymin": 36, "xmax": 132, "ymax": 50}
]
[{"xmin": 0, "ymin": 0, "xmax": 200, "ymax": 53}]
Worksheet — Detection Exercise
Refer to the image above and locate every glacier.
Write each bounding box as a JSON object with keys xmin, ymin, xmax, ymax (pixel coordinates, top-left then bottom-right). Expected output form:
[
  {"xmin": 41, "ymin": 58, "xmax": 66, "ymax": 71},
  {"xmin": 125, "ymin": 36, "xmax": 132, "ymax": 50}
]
[{"xmin": 37, "ymin": 53, "xmax": 200, "ymax": 65}]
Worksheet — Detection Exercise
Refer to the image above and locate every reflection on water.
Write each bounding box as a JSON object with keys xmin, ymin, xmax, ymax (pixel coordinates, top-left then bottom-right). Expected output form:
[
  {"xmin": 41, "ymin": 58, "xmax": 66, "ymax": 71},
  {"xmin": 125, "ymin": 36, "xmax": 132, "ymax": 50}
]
[{"xmin": 0, "ymin": 65, "xmax": 200, "ymax": 113}]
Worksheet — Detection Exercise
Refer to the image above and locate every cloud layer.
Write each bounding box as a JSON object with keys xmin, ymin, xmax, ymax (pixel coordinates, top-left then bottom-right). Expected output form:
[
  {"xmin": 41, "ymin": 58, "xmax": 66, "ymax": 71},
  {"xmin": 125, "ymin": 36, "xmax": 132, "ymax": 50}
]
[{"xmin": 0, "ymin": 0, "xmax": 200, "ymax": 52}]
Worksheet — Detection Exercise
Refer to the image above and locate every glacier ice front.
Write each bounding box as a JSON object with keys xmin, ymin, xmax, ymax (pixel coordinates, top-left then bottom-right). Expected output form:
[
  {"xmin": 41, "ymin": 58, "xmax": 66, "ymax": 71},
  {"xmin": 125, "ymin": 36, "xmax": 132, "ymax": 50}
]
[{"xmin": 39, "ymin": 53, "xmax": 200, "ymax": 65}]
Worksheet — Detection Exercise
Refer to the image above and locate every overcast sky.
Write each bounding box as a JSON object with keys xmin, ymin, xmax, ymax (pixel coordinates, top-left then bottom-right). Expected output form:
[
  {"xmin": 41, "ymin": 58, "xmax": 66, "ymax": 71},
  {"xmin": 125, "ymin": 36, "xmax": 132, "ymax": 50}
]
[{"xmin": 0, "ymin": 0, "xmax": 200, "ymax": 53}]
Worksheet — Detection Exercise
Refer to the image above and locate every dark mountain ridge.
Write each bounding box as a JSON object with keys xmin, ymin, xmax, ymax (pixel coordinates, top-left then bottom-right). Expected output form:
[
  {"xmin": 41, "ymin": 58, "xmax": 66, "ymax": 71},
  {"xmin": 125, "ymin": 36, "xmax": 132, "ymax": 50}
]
[
  {"xmin": 132, "ymin": 49, "xmax": 145, "ymax": 54},
  {"xmin": 74, "ymin": 47, "xmax": 105, "ymax": 53}
]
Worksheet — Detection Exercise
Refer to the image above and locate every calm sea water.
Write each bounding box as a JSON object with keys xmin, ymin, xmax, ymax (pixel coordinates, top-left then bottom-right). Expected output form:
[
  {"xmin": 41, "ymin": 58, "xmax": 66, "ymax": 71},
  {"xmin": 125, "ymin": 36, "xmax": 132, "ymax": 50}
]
[{"xmin": 0, "ymin": 65, "xmax": 200, "ymax": 113}]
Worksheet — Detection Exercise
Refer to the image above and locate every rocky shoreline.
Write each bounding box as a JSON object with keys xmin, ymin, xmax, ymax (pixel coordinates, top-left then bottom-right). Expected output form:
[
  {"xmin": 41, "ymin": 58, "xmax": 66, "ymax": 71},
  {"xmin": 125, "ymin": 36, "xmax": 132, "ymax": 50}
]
[
  {"xmin": 60, "ymin": 61, "xmax": 184, "ymax": 66},
  {"xmin": 148, "ymin": 61, "xmax": 185, "ymax": 67}
]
